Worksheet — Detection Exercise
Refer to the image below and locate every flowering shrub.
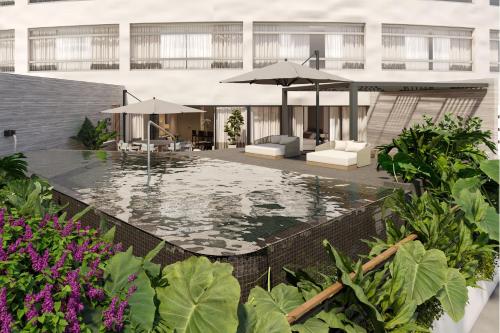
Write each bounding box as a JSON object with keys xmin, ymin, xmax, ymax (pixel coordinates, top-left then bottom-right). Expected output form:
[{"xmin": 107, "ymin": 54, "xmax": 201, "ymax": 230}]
[{"xmin": 0, "ymin": 208, "xmax": 138, "ymax": 333}]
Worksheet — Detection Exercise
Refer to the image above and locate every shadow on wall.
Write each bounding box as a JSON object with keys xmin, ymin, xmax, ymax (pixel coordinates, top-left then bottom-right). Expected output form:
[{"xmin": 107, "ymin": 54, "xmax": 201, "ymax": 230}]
[{"xmin": 366, "ymin": 88, "xmax": 489, "ymax": 147}]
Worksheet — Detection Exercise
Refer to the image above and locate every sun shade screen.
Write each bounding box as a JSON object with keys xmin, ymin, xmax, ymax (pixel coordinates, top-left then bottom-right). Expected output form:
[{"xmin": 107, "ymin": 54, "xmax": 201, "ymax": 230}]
[
  {"xmin": 131, "ymin": 22, "xmax": 243, "ymax": 69},
  {"xmin": 491, "ymin": 30, "xmax": 500, "ymax": 72},
  {"xmin": 0, "ymin": 30, "xmax": 14, "ymax": 72},
  {"xmin": 253, "ymin": 22, "xmax": 365, "ymax": 69},
  {"xmin": 382, "ymin": 24, "xmax": 473, "ymax": 71},
  {"xmin": 29, "ymin": 25, "xmax": 119, "ymax": 72}
]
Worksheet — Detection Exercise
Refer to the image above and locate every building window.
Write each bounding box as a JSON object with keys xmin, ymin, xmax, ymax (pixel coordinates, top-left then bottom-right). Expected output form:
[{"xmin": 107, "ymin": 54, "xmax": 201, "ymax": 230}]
[
  {"xmin": 382, "ymin": 24, "xmax": 473, "ymax": 71},
  {"xmin": 0, "ymin": 0, "xmax": 14, "ymax": 5},
  {"xmin": 0, "ymin": 30, "xmax": 14, "ymax": 72},
  {"xmin": 491, "ymin": 30, "xmax": 499, "ymax": 72},
  {"xmin": 28, "ymin": 25, "xmax": 119, "ymax": 72},
  {"xmin": 491, "ymin": 0, "xmax": 499, "ymax": 6},
  {"xmin": 29, "ymin": 0, "xmax": 74, "ymax": 2},
  {"xmin": 253, "ymin": 22, "xmax": 365, "ymax": 70},
  {"xmin": 130, "ymin": 22, "xmax": 243, "ymax": 70}
]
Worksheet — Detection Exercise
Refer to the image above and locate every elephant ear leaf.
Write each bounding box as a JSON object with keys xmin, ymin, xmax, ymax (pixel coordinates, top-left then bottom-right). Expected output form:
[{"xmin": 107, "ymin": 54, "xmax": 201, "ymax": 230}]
[
  {"xmin": 437, "ymin": 268, "xmax": 468, "ymax": 322},
  {"xmin": 394, "ymin": 241, "xmax": 447, "ymax": 305},
  {"xmin": 452, "ymin": 179, "xmax": 499, "ymax": 241},
  {"xmin": 156, "ymin": 256, "xmax": 240, "ymax": 333},
  {"xmin": 292, "ymin": 318, "xmax": 329, "ymax": 333},
  {"xmin": 104, "ymin": 248, "xmax": 156, "ymax": 331},
  {"xmin": 247, "ymin": 284, "xmax": 304, "ymax": 315},
  {"xmin": 237, "ymin": 303, "xmax": 292, "ymax": 333},
  {"xmin": 480, "ymin": 159, "xmax": 499, "ymax": 184}
]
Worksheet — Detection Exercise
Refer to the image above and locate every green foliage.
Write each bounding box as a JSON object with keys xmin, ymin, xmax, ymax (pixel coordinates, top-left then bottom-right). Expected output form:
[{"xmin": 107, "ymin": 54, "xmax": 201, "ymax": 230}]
[
  {"xmin": 0, "ymin": 177, "xmax": 61, "ymax": 217},
  {"xmin": 377, "ymin": 114, "xmax": 497, "ymax": 200},
  {"xmin": 0, "ymin": 153, "xmax": 28, "ymax": 186},
  {"xmin": 156, "ymin": 256, "xmax": 240, "ymax": 333},
  {"xmin": 224, "ymin": 109, "xmax": 245, "ymax": 145},
  {"xmin": 76, "ymin": 117, "xmax": 117, "ymax": 150}
]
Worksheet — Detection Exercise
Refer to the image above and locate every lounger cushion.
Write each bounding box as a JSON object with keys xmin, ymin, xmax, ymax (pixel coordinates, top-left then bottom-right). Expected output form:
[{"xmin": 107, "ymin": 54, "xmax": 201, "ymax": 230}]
[
  {"xmin": 270, "ymin": 136, "xmax": 281, "ymax": 144},
  {"xmin": 345, "ymin": 141, "xmax": 367, "ymax": 152},
  {"xmin": 307, "ymin": 150, "xmax": 358, "ymax": 166},
  {"xmin": 279, "ymin": 136, "xmax": 296, "ymax": 145},
  {"xmin": 334, "ymin": 140, "xmax": 352, "ymax": 151},
  {"xmin": 245, "ymin": 143, "xmax": 286, "ymax": 156}
]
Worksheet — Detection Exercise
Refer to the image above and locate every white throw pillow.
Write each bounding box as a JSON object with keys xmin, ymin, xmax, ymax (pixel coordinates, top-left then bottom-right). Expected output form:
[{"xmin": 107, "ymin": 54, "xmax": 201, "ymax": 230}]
[
  {"xmin": 334, "ymin": 140, "xmax": 351, "ymax": 151},
  {"xmin": 345, "ymin": 141, "xmax": 367, "ymax": 152}
]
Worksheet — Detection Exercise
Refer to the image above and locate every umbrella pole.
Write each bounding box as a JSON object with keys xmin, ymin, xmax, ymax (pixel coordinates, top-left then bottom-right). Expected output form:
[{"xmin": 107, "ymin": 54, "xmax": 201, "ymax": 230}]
[{"xmin": 314, "ymin": 50, "xmax": 320, "ymax": 147}]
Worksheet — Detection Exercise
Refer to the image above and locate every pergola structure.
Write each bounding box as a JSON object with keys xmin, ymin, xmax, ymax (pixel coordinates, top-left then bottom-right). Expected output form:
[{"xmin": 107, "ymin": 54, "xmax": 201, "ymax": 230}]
[{"xmin": 281, "ymin": 81, "xmax": 489, "ymax": 141}]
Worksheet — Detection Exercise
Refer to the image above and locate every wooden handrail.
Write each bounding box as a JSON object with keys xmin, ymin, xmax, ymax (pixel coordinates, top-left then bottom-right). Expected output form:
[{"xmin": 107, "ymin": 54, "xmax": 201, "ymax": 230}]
[{"xmin": 286, "ymin": 234, "xmax": 418, "ymax": 324}]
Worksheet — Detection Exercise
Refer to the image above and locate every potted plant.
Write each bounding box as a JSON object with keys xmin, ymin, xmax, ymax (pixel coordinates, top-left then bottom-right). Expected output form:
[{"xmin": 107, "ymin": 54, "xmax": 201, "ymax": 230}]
[{"xmin": 224, "ymin": 109, "xmax": 244, "ymax": 149}]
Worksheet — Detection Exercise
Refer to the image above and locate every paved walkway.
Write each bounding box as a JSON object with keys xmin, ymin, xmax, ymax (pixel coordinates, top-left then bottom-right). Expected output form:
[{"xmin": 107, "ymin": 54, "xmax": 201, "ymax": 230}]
[{"xmin": 178, "ymin": 148, "xmax": 397, "ymax": 188}]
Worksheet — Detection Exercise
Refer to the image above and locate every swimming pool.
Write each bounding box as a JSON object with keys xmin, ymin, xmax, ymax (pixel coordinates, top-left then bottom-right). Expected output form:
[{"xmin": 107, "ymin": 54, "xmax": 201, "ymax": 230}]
[{"xmin": 26, "ymin": 150, "xmax": 390, "ymax": 256}]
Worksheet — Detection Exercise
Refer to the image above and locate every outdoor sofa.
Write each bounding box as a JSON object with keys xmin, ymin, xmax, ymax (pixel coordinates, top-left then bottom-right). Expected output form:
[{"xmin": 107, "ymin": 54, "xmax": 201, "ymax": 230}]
[
  {"xmin": 306, "ymin": 140, "xmax": 371, "ymax": 170},
  {"xmin": 245, "ymin": 135, "xmax": 301, "ymax": 159}
]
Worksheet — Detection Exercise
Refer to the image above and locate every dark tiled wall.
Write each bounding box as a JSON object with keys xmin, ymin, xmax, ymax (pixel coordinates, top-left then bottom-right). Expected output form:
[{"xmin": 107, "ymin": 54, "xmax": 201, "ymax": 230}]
[{"xmin": 53, "ymin": 189, "xmax": 389, "ymax": 299}]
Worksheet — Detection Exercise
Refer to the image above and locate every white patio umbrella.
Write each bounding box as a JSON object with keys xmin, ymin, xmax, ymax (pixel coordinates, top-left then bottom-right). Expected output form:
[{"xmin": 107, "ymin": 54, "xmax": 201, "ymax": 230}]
[
  {"xmin": 221, "ymin": 60, "xmax": 350, "ymax": 146},
  {"xmin": 101, "ymin": 98, "xmax": 205, "ymax": 115}
]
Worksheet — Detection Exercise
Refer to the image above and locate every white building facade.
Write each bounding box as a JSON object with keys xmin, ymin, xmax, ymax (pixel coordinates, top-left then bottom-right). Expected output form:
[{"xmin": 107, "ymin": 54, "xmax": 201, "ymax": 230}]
[{"xmin": 0, "ymin": 0, "xmax": 498, "ymax": 147}]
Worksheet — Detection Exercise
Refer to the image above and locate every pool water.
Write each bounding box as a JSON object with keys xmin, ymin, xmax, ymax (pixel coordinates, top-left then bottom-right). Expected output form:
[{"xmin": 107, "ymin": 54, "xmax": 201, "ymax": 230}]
[{"xmin": 26, "ymin": 150, "xmax": 390, "ymax": 255}]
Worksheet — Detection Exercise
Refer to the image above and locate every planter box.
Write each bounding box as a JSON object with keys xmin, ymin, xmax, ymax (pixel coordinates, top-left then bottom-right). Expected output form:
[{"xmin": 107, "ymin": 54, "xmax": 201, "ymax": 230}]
[{"xmin": 432, "ymin": 273, "xmax": 499, "ymax": 333}]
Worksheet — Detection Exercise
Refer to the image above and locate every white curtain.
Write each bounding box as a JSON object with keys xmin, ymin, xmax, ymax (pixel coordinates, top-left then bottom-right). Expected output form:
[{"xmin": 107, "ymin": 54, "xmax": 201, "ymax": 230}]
[
  {"xmin": 278, "ymin": 34, "xmax": 309, "ymax": 62},
  {"xmin": 216, "ymin": 107, "xmax": 247, "ymax": 148},
  {"xmin": 291, "ymin": 107, "xmax": 305, "ymax": 150},
  {"xmin": 325, "ymin": 35, "xmax": 343, "ymax": 69},
  {"xmin": 0, "ymin": 31, "xmax": 14, "ymax": 69},
  {"xmin": 327, "ymin": 107, "xmax": 341, "ymax": 141},
  {"xmin": 160, "ymin": 34, "xmax": 186, "ymax": 69},
  {"xmin": 433, "ymin": 37, "xmax": 451, "ymax": 71},
  {"xmin": 29, "ymin": 26, "xmax": 119, "ymax": 71},
  {"xmin": 125, "ymin": 114, "xmax": 146, "ymax": 141},
  {"xmin": 250, "ymin": 106, "xmax": 280, "ymax": 143},
  {"xmin": 450, "ymin": 38, "xmax": 472, "ymax": 71},
  {"xmin": 405, "ymin": 36, "xmax": 428, "ymax": 70},
  {"xmin": 187, "ymin": 33, "xmax": 212, "ymax": 68}
]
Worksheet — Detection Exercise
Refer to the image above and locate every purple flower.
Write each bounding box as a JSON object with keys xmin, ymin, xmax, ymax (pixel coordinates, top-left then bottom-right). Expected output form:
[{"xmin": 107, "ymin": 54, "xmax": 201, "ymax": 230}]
[
  {"xmin": 87, "ymin": 286, "xmax": 105, "ymax": 301},
  {"xmin": 7, "ymin": 238, "xmax": 21, "ymax": 254},
  {"xmin": 113, "ymin": 243, "xmax": 123, "ymax": 253},
  {"xmin": 40, "ymin": 284, "xmax": 54, "ymax": 313},
  {"xmin": 0, "ymin": 239, "xmax": 7, "ymax": 262},
  {"xmin": 23, "ymin": 225, "xmax": 33, "ymax": 241},
  {"xmin": 39, "ymin": 214, "xmax": 50, "ymax": 228},
  {"xmin": 24, "ymin": 294, "xmax": 38, "ymax": 321},
  {"xmin": 51, "ymin": 252, "xmax": 68, "ymax": 278},
  {"xmin": 69, "ymin": 240, "xmax": 90, "ymax": 263},
  {"xmin": 103, "ymin": 296, "xmax": 119, "ymax": 330},
  {"xmin": 26, "ymin": 244, "xmax": 49, "ymax": 272},
  {"xmin": 65, "ymin": 269, "xmax": 83, "ymax": 333},
  {"xmin": 0, "ymin": 288, "xmax": 13, "ymax": 333},
  {"xmin": 61, "ymin": 220, "xmax": 74, "ymax": 237},
  {"xmin": 127, "ymin": 274, "xmax": 137, "ymax": 283},
  {"xmin": 11, "ymin": 218, "xmax": 25, "ymax": 228},
  {"xmin": 127, "ymin": 285, "xmax": 137, "ymax": 298}
]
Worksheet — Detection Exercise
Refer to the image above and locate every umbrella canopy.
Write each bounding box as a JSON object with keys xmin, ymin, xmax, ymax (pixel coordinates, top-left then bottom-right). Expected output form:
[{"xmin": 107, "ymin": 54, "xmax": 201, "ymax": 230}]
[
  {"xmin": 220, "ymin": 61, "xmax": 350, "ymax": 86},
  {"xmin": 101, "ymin": 98, "xmax": 205, "ymax": 115}
]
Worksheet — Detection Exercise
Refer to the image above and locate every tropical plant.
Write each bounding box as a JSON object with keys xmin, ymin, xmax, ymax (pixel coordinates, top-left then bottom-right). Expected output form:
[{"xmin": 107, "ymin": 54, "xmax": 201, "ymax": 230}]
[
  {"xmin": 377, "ymin": 114, "xmax": 497, "ymax": 201},
  {"xmin": 224, "ymin": 109, "xmax": 245, "ymax": 146},
  {"xmin": 77, "ymin": 117, "xmax": 117, "ymax": 150},
  {"xmin": 0, "ymin": 153, "xmax": 27, "ymax": 186},
  {"xmin": 0, "ymin": 208, "xmax": 128, "ymax": 333}
]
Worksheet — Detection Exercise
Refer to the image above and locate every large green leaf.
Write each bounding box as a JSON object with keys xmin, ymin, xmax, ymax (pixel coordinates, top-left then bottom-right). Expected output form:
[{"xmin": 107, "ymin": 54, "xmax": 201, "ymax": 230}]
[
  {"xmin": 104, "ymin": 248, "xmax": 156, "ymax": 331},
  {"xmin": 452, "ymin": 180, "xmax": 499, "ymax": 241},
  {"xmin": 480, "ymin": 159, "xmax": 499, "ymax": 184},
  {"xmin": 157, "ymin": 256, "xmax": 240, "ymax": 333},
  {"xmin": 384, "ymin": 300, "xmax": 417, "ymax": 330},
  {"xmin": 292, "ymin": 318, "xmax": 329, "ymax": 333},
  {"xmin": 437, "ymin": 268, "xmax": 468, "ymax": 322},
  {"xmin": 237, "ymin": 304, "xmax": 291, "ymax": 333},
  {"xmin": 316, "ymin": 310, "xmax": 367, "ymax": 333},
  {"xmin": 394, "ymin": 241, "xmax": 447, "ymax": 305},
  {"xmin": 248, "ymin": 284, "xmax": 304, "ymax": 315}
]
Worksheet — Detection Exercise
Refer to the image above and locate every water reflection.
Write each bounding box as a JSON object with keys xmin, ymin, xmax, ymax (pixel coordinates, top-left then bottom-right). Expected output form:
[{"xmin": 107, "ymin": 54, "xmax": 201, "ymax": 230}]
[{"xmin": 26, "ymin": 150, "xmax": 390, "ymax": 255}]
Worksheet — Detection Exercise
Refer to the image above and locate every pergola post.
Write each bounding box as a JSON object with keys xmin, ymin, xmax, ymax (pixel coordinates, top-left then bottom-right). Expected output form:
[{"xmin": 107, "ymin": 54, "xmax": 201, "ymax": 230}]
[
  {"xmin": 122, "ymin": 89, "xmax": 127, "ymax": 141},
  {"xmin": 246, "ymin": 105, "xmax": 252, "ymax": 144},
  {"xmin": 349, "ymin": 83, "xmax": 359, "ymax": 141},
  {"xmin": 281, "ymin": 89, "xmax": 289, "ymax": 135}
]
